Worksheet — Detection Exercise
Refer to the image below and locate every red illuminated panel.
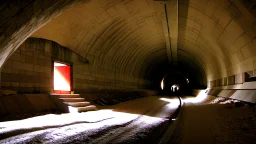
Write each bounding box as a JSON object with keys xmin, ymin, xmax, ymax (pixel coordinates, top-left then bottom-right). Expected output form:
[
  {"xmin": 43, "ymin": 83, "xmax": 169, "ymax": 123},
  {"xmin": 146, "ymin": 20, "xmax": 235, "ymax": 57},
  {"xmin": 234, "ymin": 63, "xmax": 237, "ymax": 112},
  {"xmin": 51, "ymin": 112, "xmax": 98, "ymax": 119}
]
[{"xmin": 54, "ymin": 65, "xmax": 71, "ymax": 91}]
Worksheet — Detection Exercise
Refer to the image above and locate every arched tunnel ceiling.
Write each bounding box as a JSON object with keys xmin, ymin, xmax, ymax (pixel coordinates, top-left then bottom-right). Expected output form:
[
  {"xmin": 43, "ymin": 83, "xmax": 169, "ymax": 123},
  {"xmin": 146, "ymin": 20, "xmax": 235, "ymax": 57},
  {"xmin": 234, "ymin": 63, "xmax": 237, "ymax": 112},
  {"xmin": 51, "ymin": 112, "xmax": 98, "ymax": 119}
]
[
  {"xmin": 0, "ymin": 0, "xmax": 254, "ymax": 88},
  {"xmin": 32, "ymin": 0, "xmax": 167, "ymax": 78},
  {"xmin": 177, "ymin": 0, "xmax": 256, "ymax": 80}
]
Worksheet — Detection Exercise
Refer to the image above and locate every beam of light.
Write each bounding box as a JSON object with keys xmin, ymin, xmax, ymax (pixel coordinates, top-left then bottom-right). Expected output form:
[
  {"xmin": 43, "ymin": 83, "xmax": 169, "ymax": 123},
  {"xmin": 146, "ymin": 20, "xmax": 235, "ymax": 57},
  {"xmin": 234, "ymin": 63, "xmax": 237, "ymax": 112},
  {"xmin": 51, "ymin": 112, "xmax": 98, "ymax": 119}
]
[
  {"xmin": 54, "ymin": 66, "xmax": 70, "ymax": 91},
  {"xmin": 0, "ymin": 110, "xmax": 167, "ymax": 131},
  {"xmin": 159, "ymin": 97, "xmax": 180, "ymax": 109},
  {"xmin": 183, "ymin": 89, "xmax": 208, "ymax": 103},
  {"xmin": 68, "ymin": 106, "xmax": 79, "ymax": 113},
  {"xmin": 0, "ymin": 96, "xmax": 181, "ymax": 143},
  {"xmin": 160, "ymin": 98, "xmax": 176, "ymax": 103},
  {"xmin": 0, "ymin": 109, "xmax": 169, "ymax": 143}
]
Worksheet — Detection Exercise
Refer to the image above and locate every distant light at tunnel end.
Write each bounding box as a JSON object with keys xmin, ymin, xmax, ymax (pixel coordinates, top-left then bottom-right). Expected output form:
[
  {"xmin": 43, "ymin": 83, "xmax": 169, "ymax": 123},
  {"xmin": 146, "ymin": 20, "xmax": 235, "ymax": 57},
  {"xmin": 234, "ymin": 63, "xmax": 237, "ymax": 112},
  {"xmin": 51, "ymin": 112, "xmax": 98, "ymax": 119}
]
[{"xmin": 161, "ymin": 78, "xmax": 164, "ymax": 90}]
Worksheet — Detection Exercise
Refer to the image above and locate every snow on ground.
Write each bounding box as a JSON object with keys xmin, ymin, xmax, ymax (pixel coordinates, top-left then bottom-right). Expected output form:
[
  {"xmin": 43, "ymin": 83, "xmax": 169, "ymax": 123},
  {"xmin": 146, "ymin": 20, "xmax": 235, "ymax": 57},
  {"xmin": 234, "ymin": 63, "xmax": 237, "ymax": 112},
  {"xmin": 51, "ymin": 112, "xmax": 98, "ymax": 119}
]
[
  {"xmin": 169, "ymin": 94, "xmax": 256, "ymax": 144},
  {"xmin": 0, "ymin": 96, "xmax": 180, "ymax": 144}
]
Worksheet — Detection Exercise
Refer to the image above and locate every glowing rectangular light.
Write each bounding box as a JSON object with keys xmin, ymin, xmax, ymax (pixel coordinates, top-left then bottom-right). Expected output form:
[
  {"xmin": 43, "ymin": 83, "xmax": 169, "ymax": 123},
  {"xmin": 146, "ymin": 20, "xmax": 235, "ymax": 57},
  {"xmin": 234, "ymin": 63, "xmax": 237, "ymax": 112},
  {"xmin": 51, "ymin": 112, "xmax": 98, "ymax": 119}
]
[{"xmin": 54, "ymin": 62, "xmax": 71, "ymax": 91}]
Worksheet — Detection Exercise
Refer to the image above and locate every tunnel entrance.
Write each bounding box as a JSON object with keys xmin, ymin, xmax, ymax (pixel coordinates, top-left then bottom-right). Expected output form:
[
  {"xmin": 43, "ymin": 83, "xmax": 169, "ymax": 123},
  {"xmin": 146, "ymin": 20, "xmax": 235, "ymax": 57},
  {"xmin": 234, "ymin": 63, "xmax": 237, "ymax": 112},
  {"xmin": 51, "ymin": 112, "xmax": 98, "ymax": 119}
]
[
  {"xmin": 171, "ymin": 84, "xmax": 179, "ymax": 92},
  {"xmin": 160, "ymin": 71, "xmax": 192, "ymax": 95},
  {"xmin": 53, "ymin": 62, "xmax": 72, "ymax": 94}
]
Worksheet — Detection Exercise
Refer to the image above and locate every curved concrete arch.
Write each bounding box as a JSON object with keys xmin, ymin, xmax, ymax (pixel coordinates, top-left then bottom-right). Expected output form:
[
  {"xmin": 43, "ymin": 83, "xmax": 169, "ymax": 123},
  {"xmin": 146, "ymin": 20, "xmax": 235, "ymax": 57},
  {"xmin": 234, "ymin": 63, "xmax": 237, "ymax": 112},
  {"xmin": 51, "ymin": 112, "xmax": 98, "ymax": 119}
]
[
  {"xmin": 0, "ymin": 0, "xmax": 88, "ymax": 67},
  {"xmin": 120, "ymin": 43, "xmax": 165, "ymax": 77},
  {"xmin": 178, "ymin": 50, "xmax": 207, "ymax": 86},
  {"xmin": 178, "ymin": 0, "xmax": 256, "ymax": 80},
  {"xmin": 178, "ymin": 49, "xmax": 206, "ymax": 74},
  {"xmin": 178, "ymin": 40, "xmax": 219, "ymax": 80},
  {"xmin": 139, "ymin": 49, "xmax": 167, "ymax": 78},
  {"xmin": 136, "ymin": 48, "xmax": 167, "ymax": 75},
  {"xmin": 1, "ymin": 0, "xmax": 256, "ymax": 92},
  {"xmin": 114, "ymin": 34, "xmax": 164, "ymax": 67}
]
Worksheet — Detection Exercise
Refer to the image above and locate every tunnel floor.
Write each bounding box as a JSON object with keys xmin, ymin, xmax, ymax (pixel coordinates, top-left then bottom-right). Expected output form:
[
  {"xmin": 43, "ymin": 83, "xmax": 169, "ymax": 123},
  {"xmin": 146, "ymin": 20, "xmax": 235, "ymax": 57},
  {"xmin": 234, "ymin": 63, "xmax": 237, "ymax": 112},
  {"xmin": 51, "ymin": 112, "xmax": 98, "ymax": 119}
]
[
  {"xmin": 169, "ymin": 95, "xmax": 256, "ymax": 144},
  {"xmin": 0, "ymin": 96, "xmax": 180, "ymax": 143}
]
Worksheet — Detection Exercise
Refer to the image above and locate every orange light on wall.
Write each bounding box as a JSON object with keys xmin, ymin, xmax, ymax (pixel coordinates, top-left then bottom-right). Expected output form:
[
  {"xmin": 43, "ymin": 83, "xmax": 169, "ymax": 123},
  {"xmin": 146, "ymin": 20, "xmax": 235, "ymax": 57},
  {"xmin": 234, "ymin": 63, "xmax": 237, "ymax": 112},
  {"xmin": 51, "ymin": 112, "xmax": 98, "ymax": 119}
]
[{"xmin": 54, "ymin": 62, "xmax": 71, "ymax": 91}]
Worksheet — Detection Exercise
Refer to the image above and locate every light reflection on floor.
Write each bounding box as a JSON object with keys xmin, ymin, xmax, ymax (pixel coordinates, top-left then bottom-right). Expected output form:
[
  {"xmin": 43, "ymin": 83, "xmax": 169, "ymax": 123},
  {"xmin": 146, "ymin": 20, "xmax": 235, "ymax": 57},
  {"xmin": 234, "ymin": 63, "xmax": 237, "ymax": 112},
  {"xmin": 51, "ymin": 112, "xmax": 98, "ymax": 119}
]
[
  {"xmin": 160, "ymin": 97, "xmax": 181, "ymax": 109},
  {"xmin": 0, "ymin": 96, "xmax": 180, "ymax": 143},
  {"xmin": 183, "ymin": 89, "xmax": 208, "ymax": 103}
]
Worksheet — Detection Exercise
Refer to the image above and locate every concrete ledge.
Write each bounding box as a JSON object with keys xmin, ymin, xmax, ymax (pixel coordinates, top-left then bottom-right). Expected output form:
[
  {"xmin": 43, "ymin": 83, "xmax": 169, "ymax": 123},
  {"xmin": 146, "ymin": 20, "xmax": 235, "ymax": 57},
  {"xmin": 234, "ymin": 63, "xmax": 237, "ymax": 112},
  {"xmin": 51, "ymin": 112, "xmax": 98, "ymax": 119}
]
[
  {"xmin": 213, "ymin": 82, "xmax": 256, "ymax": 90},
  {"xmin": 208, "ymin": 82, "xmax": 256, "ymax": 103}
]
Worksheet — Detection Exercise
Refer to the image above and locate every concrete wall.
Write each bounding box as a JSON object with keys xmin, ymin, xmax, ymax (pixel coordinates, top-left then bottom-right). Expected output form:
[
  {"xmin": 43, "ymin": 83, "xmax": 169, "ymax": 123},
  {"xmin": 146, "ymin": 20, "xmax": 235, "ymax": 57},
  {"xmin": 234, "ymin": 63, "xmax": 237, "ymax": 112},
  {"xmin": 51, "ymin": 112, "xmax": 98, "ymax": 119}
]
[
  {"xmin": 209, "ymin": 70, "xmax": 256, "ymax": 88},
  {"xmin": 0, "ymin": 90, "xmax": 158, "ymax": 118},
  {"xmin": 1, "ymin": 0, "xmax": 256, "ymax": 90},
  {"xmin": 0, "ymin": 94, "xmax": 57, "ymax": 119},
  {"xmin": 0, "ymin": 38, "xmax": 150, "ymax": 93},
  {"xmin": 177, "ymin": 0, "xmax": 256, "ymax": 84},
  {"xmin": 79, "ymin": 90, "xmax": 159, "ymax": 102},
  {"xmin": 1, "ymin": 38, "xmax": 52, "ymax": 93},
  {"xmin": 207, "ymin": 82, "xmax": 256, "ymax": 103}
]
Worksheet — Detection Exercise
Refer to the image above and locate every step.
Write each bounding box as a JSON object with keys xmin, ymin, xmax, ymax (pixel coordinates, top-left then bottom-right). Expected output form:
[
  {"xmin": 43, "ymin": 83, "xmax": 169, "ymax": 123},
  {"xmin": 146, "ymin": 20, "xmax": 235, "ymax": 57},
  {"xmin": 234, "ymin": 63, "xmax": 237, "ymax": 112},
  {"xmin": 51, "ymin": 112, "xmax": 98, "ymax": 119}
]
[
  {"xmin": 59, "ymin": 98, "xmax": 85, "ymax": 102},
  {"xmin": 51, "ymin": 94, "xmax": 80, "ymax": 98},
  {"xmin": 64, "ymin": 102, "xmax": 91, "ymax": 107},
  {"xmin": 78, "ymin": 105, "xmax": 97, "ymax": 112}
]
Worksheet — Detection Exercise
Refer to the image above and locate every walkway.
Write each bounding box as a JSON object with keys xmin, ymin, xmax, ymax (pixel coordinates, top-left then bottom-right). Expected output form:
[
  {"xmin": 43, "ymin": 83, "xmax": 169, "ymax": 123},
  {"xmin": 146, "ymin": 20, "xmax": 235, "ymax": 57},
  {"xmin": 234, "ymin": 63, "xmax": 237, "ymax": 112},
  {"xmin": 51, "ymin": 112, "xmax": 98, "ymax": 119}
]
[
  {"xmin": 169, "ymin": 95, "xmax": 256, "ymax": 144},
  {"xmin": 0, "ymin": 96, "xmax": 180, "ymax": 143}
]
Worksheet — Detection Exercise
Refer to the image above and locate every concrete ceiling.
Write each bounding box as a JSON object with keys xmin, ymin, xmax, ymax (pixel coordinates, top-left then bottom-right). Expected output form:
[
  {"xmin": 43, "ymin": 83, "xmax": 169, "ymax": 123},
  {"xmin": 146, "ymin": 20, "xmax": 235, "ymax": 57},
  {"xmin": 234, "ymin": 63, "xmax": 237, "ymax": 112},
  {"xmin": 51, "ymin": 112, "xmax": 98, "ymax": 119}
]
[
  {"xmin": 32, "ymin": 0, "xmax": 168, "ymax": 80},
  {"xmin": 1, "ymin": 0, "xmax": 256, "ymax": 88}
]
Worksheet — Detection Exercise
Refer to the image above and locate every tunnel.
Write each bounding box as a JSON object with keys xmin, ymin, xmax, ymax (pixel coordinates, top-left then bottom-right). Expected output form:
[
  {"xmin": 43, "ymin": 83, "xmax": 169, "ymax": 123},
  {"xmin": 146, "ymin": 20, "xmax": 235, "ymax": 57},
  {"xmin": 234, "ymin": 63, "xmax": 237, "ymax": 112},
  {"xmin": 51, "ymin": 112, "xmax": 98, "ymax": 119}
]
[{"xmin": 0, "ymin": 0, "xmax": 256, "ymax": 143}]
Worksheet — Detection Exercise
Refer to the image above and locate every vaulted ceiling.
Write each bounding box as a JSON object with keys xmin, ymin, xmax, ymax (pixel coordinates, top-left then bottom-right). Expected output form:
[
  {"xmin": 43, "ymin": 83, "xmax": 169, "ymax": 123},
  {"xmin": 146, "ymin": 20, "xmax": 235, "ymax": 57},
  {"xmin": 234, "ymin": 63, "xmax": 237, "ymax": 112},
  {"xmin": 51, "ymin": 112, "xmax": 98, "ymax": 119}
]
[
  {"xmin": 1, "ymin": 0, "xmax": 256, "ymax": 88},
  {"xmin": 32, "ymin": 0, "xmax": 168, "ymax": 81}
]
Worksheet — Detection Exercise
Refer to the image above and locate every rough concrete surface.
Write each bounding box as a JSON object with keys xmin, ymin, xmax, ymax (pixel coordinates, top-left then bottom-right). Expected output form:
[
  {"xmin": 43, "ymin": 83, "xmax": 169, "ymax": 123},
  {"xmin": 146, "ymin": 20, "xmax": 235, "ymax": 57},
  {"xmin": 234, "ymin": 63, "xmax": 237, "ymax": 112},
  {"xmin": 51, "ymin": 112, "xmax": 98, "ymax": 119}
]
[
  {"xmin": 0, "ymin": 96, "xmax": 180, "ymax": 143},
  {"xmin": 169, "ymin": 95, "xmax": 256, "ymax": 144}
]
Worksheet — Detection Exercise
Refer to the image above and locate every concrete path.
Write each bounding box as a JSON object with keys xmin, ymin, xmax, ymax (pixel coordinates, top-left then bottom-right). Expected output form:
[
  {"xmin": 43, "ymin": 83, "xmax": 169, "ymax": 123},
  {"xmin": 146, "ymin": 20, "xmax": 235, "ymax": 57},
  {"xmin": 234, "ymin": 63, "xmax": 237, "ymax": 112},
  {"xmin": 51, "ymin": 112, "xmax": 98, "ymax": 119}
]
[
  {"xmin": 0, "ymin": 96, "xmax": 180, "ymax": 144},
  {"xmin": 169, "ymin": 95, "xmax": 256, "ymax": 144}
]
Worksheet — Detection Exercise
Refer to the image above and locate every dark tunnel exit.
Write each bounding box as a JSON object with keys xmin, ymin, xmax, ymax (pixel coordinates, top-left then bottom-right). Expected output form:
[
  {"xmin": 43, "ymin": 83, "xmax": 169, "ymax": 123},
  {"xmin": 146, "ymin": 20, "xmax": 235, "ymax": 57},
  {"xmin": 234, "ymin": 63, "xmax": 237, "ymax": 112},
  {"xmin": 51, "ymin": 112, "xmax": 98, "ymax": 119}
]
[
  {"xmin": 161, "ymin": 71, "xmax": 190, "ymax": 95},
  {"xmin": 147, "ymin": 60, "xmax": 207, "ymax": 95}
]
